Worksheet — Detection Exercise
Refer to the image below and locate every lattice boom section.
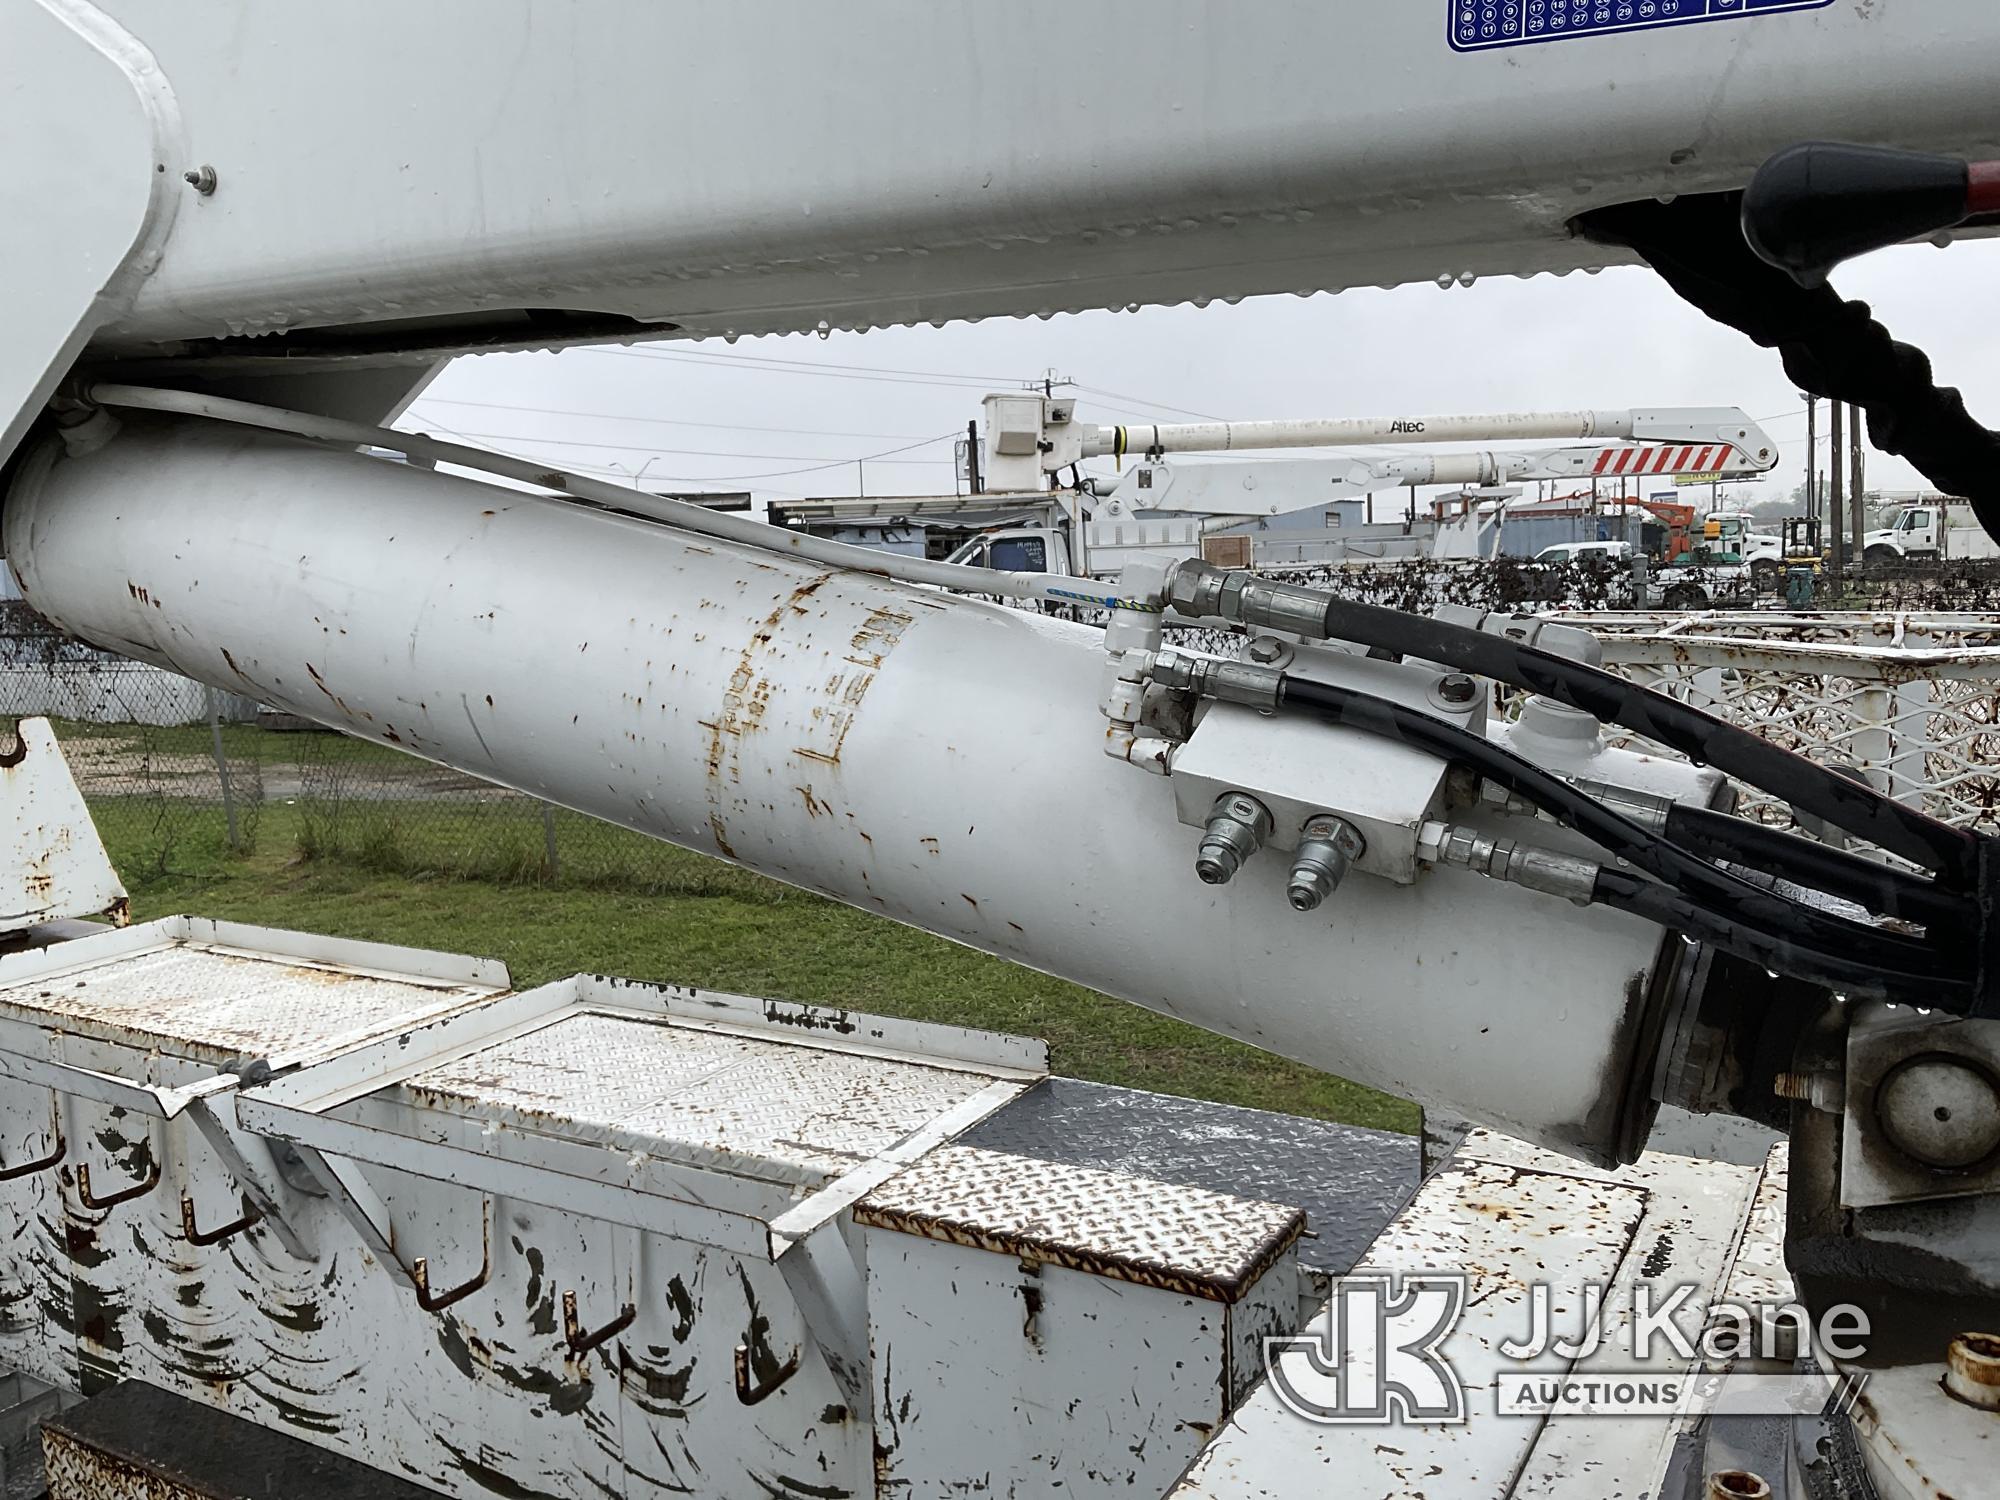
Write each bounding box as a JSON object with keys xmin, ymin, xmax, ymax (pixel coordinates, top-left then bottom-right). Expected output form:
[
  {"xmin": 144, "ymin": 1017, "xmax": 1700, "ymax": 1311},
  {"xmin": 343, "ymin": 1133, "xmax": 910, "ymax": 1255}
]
[{"xmin": 1566, "ymin": 614, "xmax": 2000, "ymax": 842}]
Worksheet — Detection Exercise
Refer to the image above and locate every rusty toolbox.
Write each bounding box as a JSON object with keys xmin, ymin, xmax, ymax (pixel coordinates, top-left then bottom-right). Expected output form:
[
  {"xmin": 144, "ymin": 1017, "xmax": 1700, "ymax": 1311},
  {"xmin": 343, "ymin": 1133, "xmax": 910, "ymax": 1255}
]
[
  {"xmin": 0, "ymin": 924, "xmax": 1129, "ymax": 1499},
  {"xmin": 0, "ymin": 916, "xmax": 508, "ymax": 1396},
  {"xmin": 0, "ymin": 922, "xmax": 1329, "ymax": 1499},
  {"xmin": 858, "ymin": 1145, "xmax": 1305, "ymax": 1497}
]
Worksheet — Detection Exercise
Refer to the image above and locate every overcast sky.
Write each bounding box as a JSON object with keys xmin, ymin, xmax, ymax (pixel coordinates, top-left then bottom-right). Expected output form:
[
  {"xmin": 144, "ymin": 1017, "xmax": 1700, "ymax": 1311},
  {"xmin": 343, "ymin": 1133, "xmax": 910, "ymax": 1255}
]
[{"xmin": 404, "ymin": 236, "xmax": 2000, "ymax": 521}]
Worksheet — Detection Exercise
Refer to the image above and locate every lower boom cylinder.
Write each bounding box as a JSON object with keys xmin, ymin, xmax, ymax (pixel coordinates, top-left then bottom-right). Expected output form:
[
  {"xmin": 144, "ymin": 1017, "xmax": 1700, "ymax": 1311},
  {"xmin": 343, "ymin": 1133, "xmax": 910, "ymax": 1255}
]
[{"xmin": 6, "ymin": 419, "xmax": 1681, "ymax": 1163}]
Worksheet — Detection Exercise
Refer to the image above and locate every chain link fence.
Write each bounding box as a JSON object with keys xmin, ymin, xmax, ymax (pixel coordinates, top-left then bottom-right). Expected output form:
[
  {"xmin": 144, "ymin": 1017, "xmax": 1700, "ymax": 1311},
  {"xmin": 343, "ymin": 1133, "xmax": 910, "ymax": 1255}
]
[{"xmin": 1, "ymin": 602, "xmax": 702, "ymax": 889}]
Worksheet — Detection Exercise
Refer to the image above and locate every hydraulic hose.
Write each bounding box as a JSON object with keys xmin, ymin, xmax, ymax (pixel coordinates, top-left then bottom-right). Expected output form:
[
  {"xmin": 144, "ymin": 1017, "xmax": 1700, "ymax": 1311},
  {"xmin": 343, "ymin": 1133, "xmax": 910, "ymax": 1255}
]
[
  {"xmin": 1662, "ymin": 803, "xmax": 1965, "ymax": 931},
  {"xmin": 1587, "ymin": 867, "xmax": 1931, "ymax": 1000},
  {"xmin": 1302, "ymin": 593, "xmax": 1979, "ymax": 884},
  {"xmin": 1275, "ymin": 674, "xmax": 1970, "ymax": 1007},
  {"xmin": 1579, "ymin": 190, "xmax": 2000, "ymax": 550}
]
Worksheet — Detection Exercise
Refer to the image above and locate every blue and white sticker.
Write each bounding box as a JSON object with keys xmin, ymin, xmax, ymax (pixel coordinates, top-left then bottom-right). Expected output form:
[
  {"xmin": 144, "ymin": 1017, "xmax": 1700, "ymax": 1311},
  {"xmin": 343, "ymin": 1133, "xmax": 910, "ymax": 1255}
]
[{"xmin": 1449, "ymin": 0, "xmax": 1833, "ymax": 53}]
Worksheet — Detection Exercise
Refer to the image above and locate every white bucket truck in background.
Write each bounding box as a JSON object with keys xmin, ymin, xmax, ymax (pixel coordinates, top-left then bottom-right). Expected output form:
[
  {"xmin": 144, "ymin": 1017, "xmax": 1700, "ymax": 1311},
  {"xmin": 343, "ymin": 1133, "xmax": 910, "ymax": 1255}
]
[{"xmin": 1863, "ymin": 495, "xmax": 2000, "ymax": 565}]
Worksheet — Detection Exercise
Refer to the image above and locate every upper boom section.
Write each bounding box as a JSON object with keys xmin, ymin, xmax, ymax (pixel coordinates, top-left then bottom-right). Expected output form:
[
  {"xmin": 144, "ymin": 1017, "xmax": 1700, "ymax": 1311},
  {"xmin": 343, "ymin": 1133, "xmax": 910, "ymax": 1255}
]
[
  {"xmin": 1076, "ymin": 409, "xmax": 1772, "ymax": 460},
  {"xmin": 19, "ymin": 0, "xmax": 2000, "ymax": 363},
  {"xmin": 982, "ymin": 393, "xmax": 1775, "ymax": 490}
]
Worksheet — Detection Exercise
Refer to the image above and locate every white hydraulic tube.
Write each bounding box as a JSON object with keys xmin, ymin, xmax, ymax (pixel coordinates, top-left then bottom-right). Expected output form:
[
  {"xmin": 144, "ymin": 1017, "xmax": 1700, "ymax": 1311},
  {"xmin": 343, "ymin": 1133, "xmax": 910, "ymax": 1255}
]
[
  {"xmin": 7, "ymin": 418, "xmax": 1686, "ymax": 1165},
  {"xmin": 83, "ymin": 386, "xmax": 1155, "ymax": 617}
]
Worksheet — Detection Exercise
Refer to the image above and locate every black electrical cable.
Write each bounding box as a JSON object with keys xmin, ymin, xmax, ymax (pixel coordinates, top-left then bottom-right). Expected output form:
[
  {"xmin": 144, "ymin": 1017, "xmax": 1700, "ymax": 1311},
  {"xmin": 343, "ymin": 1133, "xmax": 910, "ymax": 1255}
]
[
  {"xmin": 1663, "ymin": 803, "xmax": 1967, "ymax": 932},
  {"xmin": 1276, "ymin": 675, "xmax": 1970, "ymax": 1006},
  {"xmin": 1303, "ymin": 594, "xmax": 1981, "ymax": 885}
]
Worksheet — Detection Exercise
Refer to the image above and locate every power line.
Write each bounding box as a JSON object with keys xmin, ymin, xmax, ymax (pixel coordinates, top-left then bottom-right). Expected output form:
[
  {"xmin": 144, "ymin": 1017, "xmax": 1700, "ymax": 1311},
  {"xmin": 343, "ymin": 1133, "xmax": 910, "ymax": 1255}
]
[
  {"xmin": 401, "ymin": 421, "xmax": 954, "ymax": 464},
  {"xmin": 399, "ymin": 414, "xmax": 961, "ymax": 484},
  {"xmin": 1065, "ymin": 395, "xmax": 1204, "ymax": 426},
  {"xmin": 409, "ymin": 396, "xmax": 929, "ymax": 442},
  {"xmin": 596, "ymin": 345, "xmax": 1028, "ymax": 391},
  {"xmin": 1073, "ymin": 384, "xmax": 1226, "ymax": 422},
  {"xmin": 579, "ymin": 346, "xmax": 1232, "ymax": 430}
]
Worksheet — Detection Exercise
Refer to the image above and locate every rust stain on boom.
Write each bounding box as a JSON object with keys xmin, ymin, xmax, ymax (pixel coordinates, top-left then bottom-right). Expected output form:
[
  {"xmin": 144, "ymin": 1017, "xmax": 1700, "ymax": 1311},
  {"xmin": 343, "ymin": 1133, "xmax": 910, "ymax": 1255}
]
[{"xmin": 698, "ymin": 576, "xmax": 915, "ymax": 859}]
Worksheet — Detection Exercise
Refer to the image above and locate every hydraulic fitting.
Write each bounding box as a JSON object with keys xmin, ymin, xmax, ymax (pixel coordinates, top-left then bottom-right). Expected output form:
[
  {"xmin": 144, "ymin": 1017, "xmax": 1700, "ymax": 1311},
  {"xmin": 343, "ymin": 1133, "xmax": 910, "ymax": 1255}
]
[
  {"xmin": 1244, "ymin": 635, "xmax": 1295, "ymax": 668},
  {"xmin": 1431, "ymin": 672, "xmax": 1481, "ymax": 708},
  {"xmin": 1195, "ymin": 792, "xmax": 1273, "ymax": 886},
  {"xmin": 49, "ymin": 387, "xmax": 120, "ymax": 458},
  {"xmin": 1287, "ymin": 815, "xmax": 1366, "ymax": 912},
  {"xmin": 1421, "ymin": 821, "xmax": 1602, "ymax": 904},
  {"xmin": 1165, "ymin": 560, "xmax": 1333, "ymax": 638},
  {"xmin": 1151, "ymin": 648, "xmax": 1282, "ymax": 711}
]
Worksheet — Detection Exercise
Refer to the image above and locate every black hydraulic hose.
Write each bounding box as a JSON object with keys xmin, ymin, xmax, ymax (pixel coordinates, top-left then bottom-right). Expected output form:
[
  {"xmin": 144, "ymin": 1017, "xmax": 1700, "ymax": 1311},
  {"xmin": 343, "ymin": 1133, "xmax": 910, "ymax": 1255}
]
[
  {"xmin": 1578, "ymin": 190, "xmax": 2000, "ymax": 550},
  {"xmin": 1589, "ymin": 867, "xmax": 1946, "ymax": 1004},
  {"xmin": 1663, "ymin": 803, "xmax": 1967, "ymax": 933},
  {"xmin": 1308, "ymin": 595, "xmax": 1981, "ymax": 885},
  {"xmin": 1275, "ymin": 675, "xmax": 1968, "ymax": 1003}
]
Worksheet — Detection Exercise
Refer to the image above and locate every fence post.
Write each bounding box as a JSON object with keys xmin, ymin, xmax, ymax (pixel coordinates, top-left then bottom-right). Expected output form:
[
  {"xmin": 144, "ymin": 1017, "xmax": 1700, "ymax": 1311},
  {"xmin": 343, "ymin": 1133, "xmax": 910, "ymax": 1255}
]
[
  {"xmin": 541, "ymin": 801, "xmax": 560, "ymax": 881},
  {"xmin": 1852, "ymin": 683, "xmax": 1897, "ymax": 799},
  {"xmin": 1890, "ymin": 678, "xmax": 1932, "ymax": 812},
  {"xmin": 205, "ymin": 685, "xmax": 240, "ymax": 850}
]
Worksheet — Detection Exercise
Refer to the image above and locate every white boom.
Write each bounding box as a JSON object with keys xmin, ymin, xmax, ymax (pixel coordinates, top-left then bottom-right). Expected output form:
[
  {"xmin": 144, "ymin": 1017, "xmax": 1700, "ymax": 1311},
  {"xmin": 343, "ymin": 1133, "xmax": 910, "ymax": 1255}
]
[
  {"xmin": 6, "ymin": 1, "xmax": 1999, "ymax": 464},
  {"xmin": 985, "ymin": 394, "xmax": 1775, "ymax": 489},
  {"xmin": 1099, "ymin": 430, "xmax": 1775, "ymax": 521},
  {"xmin": 0, "ymin": 0, "xmax": 1949, "ymax": 1170},
  {"xmin": 1080, "ymin": 409, "xmax": 1772, "ymax": 461},
  {"xmin": 982, "ymin": 396, "xmax": 1774, "ymax": 551}
]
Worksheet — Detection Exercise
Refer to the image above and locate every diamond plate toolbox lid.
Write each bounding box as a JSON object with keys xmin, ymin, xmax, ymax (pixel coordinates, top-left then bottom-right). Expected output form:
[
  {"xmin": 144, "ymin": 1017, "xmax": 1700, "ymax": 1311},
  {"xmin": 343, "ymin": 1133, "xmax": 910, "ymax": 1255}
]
[
  {"xmin": 0, "ymin": 915, "xmax": 508, "ymax": 1072},
  {"xmin": 234, "ymin": 975, "xmax": 1051, "ymax": 1259},
  {"xmin": 401, "ymin": 1006, "xmax": 1019, "ymax": 1184},
  {"xmin": 854, "ymin": 1143, "xmax": 1307, "ymax": 1302}
]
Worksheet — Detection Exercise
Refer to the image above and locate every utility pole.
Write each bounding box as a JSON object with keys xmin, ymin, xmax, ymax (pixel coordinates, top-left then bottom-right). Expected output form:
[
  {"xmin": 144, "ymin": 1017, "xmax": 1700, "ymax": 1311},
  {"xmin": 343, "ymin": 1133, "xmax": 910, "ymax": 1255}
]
[
  {"xmin": 1849, "ymin": 402, "xmax": 1866, "ymax": 558},
  {"xmin": 1802, "ymin": 393, "xmax": 1818, "ymax": 528},
  {"xmin": 965, "ymin": 419, "xmax": 982, "ymax": 495},
  {"xmin": 1829, "ymin": 399, "xmax": 1845, "ymax": 573}
]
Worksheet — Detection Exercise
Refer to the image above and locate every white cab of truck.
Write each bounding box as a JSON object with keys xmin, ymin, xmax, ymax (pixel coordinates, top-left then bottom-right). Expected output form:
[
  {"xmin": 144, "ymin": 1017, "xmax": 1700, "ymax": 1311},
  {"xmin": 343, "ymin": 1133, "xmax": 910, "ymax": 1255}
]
[
  {"xmin": 1703, "ymin": 511, "xmax": 1784, "ymax": 571},
  {"xmin": 1863, "ymin": 499, "xmax": 2000, "ymax": 564},
  {"xmin": 942, "ymin": 526, "xmax": 1074, "ymax": 577},
  {"xmin": 942, "ymin": 519, "xmax": 1207, "ymax": 581}
]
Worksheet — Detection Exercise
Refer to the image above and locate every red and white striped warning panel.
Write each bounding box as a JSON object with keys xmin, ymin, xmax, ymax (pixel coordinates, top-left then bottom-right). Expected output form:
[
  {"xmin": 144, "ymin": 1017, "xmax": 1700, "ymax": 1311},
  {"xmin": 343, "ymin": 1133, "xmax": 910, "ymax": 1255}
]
[{"xmin": 1591, "ymin": 444, "xmax": 1738, "ymax": 476}]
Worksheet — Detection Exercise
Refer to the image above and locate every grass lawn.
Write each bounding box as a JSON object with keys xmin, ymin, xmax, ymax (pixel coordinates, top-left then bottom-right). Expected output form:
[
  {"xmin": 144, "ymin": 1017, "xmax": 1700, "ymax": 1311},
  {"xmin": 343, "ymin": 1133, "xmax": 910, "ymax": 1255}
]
[{"xmin": 95, "ymin": 802, "xmax": 1418, "ymax": 1133}]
